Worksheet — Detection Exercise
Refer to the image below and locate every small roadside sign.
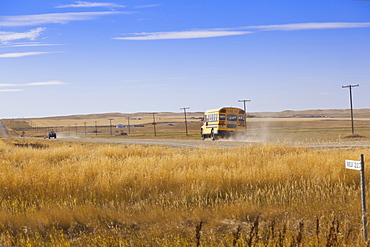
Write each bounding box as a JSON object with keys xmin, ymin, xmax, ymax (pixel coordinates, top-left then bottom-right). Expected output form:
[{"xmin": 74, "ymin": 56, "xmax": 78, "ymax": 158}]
[
  {"xmin": 345, "ymin": 154, "xmax": 367, "ymax": 242},
  {"xmin": 345, "ymin": 160, "xmax": 362, "ymax": 170}
]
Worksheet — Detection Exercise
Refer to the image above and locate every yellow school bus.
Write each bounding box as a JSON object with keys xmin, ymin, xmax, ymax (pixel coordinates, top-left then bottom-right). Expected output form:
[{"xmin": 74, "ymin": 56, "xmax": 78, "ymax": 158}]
[{"xmin": 201, "ymin": 107, "xmax": 246, "ymax": 140}]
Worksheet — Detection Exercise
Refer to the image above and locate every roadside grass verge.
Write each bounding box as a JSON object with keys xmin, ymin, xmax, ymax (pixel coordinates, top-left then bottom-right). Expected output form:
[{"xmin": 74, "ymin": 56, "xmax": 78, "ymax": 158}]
[{"xmin": 0, "ymin": 139, "xmax": 369, "ymax": 245}]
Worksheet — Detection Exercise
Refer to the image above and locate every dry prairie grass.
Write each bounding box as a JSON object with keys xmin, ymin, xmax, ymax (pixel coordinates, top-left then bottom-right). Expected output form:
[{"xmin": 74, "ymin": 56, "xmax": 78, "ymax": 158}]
[{"xmin": 0, "ymin": 138, "xmax": 369, "ymax": 245}]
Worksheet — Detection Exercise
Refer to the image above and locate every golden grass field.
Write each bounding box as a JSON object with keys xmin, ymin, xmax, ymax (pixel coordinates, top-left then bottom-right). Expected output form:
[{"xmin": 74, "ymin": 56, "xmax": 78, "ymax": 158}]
[
  {"xmin": 0, "ymin": 109, "xmax": 369, "ymax": 246},
  {"xmin": 0, "ymin": 138, "xmax": 369, "ymax": 246}
]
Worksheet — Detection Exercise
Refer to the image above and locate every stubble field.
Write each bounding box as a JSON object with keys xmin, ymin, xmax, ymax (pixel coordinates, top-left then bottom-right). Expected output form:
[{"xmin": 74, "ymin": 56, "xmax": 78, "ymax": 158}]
[{"xmin": 1, "ymin": 110, "xmax": 370, "ymax": 246}]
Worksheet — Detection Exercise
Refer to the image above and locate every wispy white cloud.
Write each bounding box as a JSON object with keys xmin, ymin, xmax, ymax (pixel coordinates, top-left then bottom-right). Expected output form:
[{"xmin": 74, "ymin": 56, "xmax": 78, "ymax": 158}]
[
  {"xmin": 134, "ymin": 4, "xmax": 160, "ymax": 9},
  {"xmin": 0, "ymin": 28, "xmax": 45, "ymax": 44},
  {"xmin": 114, "ymin": 30, "xmax": 251, "ymax": 40},
  {"xmin": 0, "ymin": 84, "xmax": 18, "ymax": 87},
  {"xmin": 0, "ymin": 42, "xmax": 63, "ymax": 47},
  {"xmin": 0, "ymin": 89, "xmax": 23, "ymax": 92},
  {"xmin": 0, "ymin": 81, "xmax": 67, "ymax": 93},
  {"xmin": 0, "ymin": 11, "xmax": 126, "ymax": 27},
  {"xmin": 24, "ymin": 81, "xmax": 68, "ymax": 86},
  {"xmin": 243, "ymin": 22, "xmax": 370, "ymax": 31},
  {"xmin": 115, "ymin": 22, "xmax": 370, "ymax": 41},
  {"xmin": 0, "ymin": 80, "xmax": 68, "ymax": 87},
  {"xmin": 56, "ymin": 1, "xmax": 125, "ymax": 8},
  {"xmin": 0, "ymin": 51, "xmax": 63, "ymax": 58}
]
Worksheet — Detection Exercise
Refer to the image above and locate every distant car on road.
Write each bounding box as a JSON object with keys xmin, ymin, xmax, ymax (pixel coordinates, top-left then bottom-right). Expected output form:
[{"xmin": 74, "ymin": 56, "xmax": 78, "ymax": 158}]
[{"xmin": 46, "ymin": 130, "xmax": 57, "ymax": 139}]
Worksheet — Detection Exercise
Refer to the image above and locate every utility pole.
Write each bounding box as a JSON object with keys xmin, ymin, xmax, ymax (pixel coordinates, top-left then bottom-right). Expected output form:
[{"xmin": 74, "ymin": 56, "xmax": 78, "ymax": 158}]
[
  {"xmin": 75, "ymin": 123, "xmax": 78, "ymax": 135},
  {"xmin": 94, "ymin": 121, "xmax": 98, "ymax": 136},
  {"xmin": 109, "ymin": 119, "xmax": 114, "ymax": 136},
  {"xmin": 238, "ymin": 99, "xmax": 251, "ymax": 133},
  {"xmin": 342, "ymin": 84, "xmax": 359, "ymax": 135},
  {"xmin": 238, "ymin": 99, "xmax": 251, "ymax": 113},
  {"xmin": 180, "ymin": 107, "xmax": 190, "ymax": 136},
  {"xmin": 127, "ymin": 117, "xmax": 131, "ymax": 134},
  {"xmin": 151, "ymin": 113, "xmax": 157, "ymax": 136},
  {"xmin": 84, "ymin": 122, "xmax": 87, "ymax": 135}
]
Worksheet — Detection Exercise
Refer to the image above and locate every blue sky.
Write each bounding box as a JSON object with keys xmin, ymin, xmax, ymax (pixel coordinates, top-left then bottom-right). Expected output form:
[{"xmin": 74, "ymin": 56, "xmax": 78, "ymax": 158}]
[{"xmin": 0, "ymin": 0, "xmax": 369, "ymax": 118}]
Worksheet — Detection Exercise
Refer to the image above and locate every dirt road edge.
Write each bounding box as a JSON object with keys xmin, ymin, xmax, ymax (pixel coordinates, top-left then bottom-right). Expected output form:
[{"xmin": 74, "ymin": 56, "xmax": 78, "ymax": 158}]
[{"xmin": 0, "ymin": 121, "xmax": 10, "ymax": 137}]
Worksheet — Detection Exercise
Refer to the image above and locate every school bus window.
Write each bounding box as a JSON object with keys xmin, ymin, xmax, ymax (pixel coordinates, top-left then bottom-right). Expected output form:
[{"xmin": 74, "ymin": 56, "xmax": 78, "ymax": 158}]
[
  {"xmin": 220, "ymin": 114, "xmax": 226, "ymax": 120},
  {"xmin": 227, "ymin": 115, "xmax": 237, "ymax": 121},
  {"xmin": 209, "ymin": 114, "xmax": 218, "ymax": 122},
  {"xmin": 238, "ymin": 115, "xmax": 245, "ymax": 121}
]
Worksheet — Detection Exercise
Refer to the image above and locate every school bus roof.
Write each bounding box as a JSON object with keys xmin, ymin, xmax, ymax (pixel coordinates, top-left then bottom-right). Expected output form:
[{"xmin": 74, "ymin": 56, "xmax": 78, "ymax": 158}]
[{"xmin": 204, "ymin": 107, "xmax": 244, "ymax": 114}]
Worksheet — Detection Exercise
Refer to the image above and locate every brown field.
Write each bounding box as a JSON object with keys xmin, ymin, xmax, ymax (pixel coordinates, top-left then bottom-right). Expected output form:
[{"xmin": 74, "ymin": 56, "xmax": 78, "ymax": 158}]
[
  {"xmin": 3, "ymin": 112, "xmax": 204, "ymax": 139},
  {"xmin": 0, "ymin": 109, "xmax": 370, "ymax": 246},
  {"xmin": 3, "ymin": 108, "xmax": 370, "ymax": 143}
]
